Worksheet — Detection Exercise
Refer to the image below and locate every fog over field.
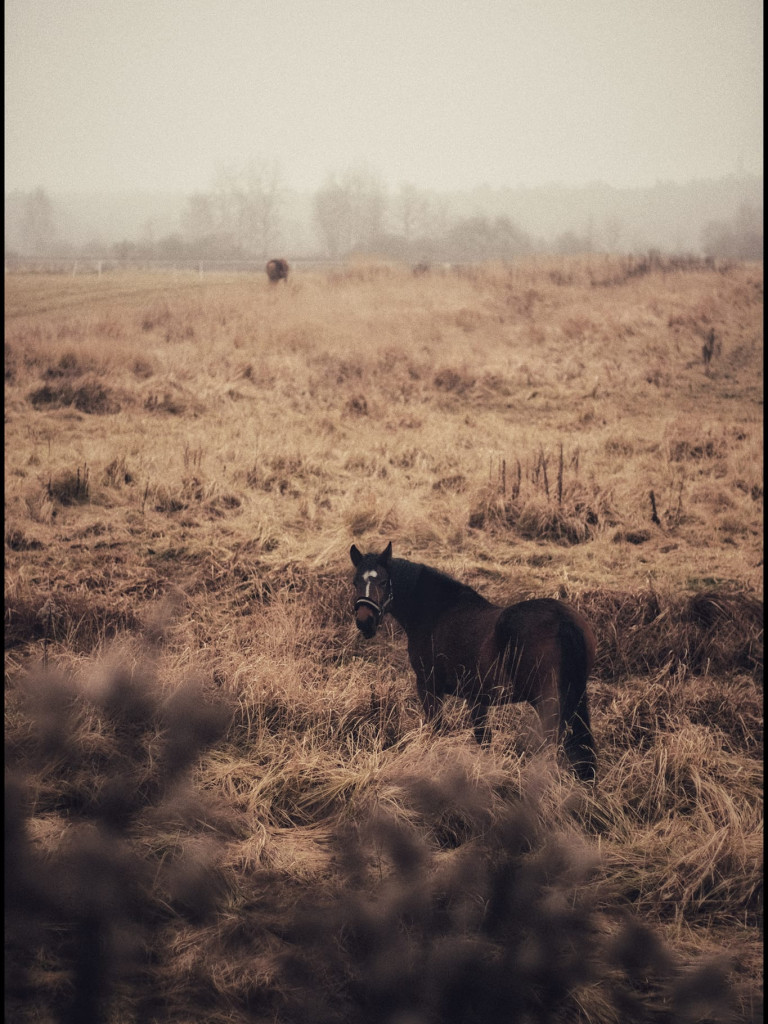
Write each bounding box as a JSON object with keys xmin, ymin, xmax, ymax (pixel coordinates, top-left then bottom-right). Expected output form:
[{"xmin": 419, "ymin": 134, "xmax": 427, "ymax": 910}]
[{"xmin": 5, "ymin": 1, "xmax": 763, "ymax": 259}]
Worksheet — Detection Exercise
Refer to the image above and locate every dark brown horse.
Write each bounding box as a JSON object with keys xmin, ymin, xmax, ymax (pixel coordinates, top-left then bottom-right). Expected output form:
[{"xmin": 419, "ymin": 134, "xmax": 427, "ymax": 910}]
[
  {"xmin": 266, "ymin": 258, "xmax": 289, "ymax": 283},
  {"xmin": 351, "ymin": 542, "xmax": 597, "ymax": 781}
]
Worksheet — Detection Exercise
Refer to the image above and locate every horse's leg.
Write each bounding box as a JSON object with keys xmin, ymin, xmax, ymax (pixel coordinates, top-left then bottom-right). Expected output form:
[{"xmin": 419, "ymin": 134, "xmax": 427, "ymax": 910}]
[
  {"xmin": 468, "ymin": 694, "xmax": 492, "ymax": 746},
  {"xmin": 416, "ymin": 674, "xmax": 445, "ymax": 736},
  {"xmin": 557, "ymin": 619, "xmax": 598, "ymax": 783},
  {"xmin": 532, "ymin": 683, "xmax": 560, "ymax": 751},
  {"xmin": 533, "ymin": 682, "xmax": 597, "ymax": 782},
  {"xmin": 561, "ymin": 689, "xmax": 597, "ymax": 783}
]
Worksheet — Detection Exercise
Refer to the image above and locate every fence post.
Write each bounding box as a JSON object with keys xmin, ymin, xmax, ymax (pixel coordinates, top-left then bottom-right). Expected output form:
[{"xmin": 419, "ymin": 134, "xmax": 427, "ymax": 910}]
[
  {"xmin": 198, "ymin": 261, "xmax": 203, "ymax": 279},
  {"xmin": 71, "ymin": 261, "xmax": 77, "ymax": 278}
]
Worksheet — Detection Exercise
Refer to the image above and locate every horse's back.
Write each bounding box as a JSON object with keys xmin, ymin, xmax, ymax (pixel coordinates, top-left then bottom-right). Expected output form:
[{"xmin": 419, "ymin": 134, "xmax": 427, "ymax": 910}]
[{"xmin": 495, "ymin": 598, "xmax": 595, "ymax": 679}]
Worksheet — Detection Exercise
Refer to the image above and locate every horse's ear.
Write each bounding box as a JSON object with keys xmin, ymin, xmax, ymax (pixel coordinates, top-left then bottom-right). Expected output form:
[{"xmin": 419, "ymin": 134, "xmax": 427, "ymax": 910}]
[
  {"xmin": 378, "ymin": 541, "xmax": 393, "ymax": 566},
  {"xmin": 350, "ymin": 545, "xmax": 363, "ymax": 567}
]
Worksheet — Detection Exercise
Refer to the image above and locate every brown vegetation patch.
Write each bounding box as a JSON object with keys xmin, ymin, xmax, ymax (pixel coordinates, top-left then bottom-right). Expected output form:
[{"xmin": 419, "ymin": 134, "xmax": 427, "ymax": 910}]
[
  {"xmin": 42, "ymin": 350, "xmax": 91, "ymax": 378},
  {"xmin": 144, "ymin": 390, "xmax": 204, "ymax": 416},
  {"xmin": 433, "ymin": 366, "xmax": 476, "ymax": 394},
  {"xmin": 27, "ymin": 377, "xmax": 122, "ymax": 414},
  {"xmin": 613, "ymin": 529, "xmax": 651, "ymax": 544},
  {"xmin": 454, "ymin": 306, "xmax": 482, "ymax": 332},
  {"xmin": 590, "ymin": 252, "xmax": 716, "ymax": 287},
  {"xmin": 345, "ymin": 394, "xmax": 369, "ymax": 416},
  {"xmin": 686, "ymin": 590, "xmax": 763, "ymax": 629},
  {"xmin": 5, "ymin": 527, "xmax": 44, "ymax": 551},
  {"xmin": 4, "ymin": 589, "xmax": 141, "ymax": 651},
  {"xmin": 478, "ymin": 372, "xmax": 513, "ymax": 399},
  {"xmin": 246, "ymin": 453, "xmax": 324, "ymax": 495},
  {"xmin": 152, "ymin": 487, "xmax": 187, "ymax": 513},
  {"xmin": 103, "ymin": 456, "xmax": 134, "ymax": 487},
  {"xmin": 433, "ymin": 474, "xmax": 467, "ymax": 493},
  {"xmin": 669, "ymin": 438, "xmax": 728, "ymax": 461},
  {"xmin": 469, "ymin": 489, "xmax": 609, "ymax": 544},
  {"xmin": 132, "ymin": 357, "xmax": 155, "ymax": 378},
  {"xmin": 47, "ymin": 465, "xmax": 91, "ymax": 505},
  {"xmin": 149, "ymin": 476, "xmax": 236, "ymax": 516},
  {"xmin": 140, "ymin": 300, "xmax": 173, "ymax": 332},
  {"xmin": 468, "ymin": 445, "xmax": 615, "ymax": 544},
  {"xmin": 577, "ymin": 588, "xmax": 763, "ymax": 680}
]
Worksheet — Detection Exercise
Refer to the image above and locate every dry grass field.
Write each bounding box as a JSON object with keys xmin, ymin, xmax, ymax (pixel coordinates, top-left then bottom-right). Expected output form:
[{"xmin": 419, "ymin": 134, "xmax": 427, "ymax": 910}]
[{"xmin": 5, "ymin": 256, "xmax": 763, "ymax": 1022}]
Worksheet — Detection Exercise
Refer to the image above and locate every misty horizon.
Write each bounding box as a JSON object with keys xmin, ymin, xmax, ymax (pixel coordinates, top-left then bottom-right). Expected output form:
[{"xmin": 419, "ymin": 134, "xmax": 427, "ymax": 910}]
[
  {"xmin": 4, "ymin": 167, "xmax": 764, "ymax": 200},
  {"xmin": 4, "ymin": 170, "xmax": 763, "ymax": 262}
]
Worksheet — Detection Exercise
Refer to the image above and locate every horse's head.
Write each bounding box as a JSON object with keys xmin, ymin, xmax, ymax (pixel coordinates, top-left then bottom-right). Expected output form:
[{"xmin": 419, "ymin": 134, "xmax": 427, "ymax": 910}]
[{"xmin": 350, "ymin": 541, "xmax": 393, "ymax": 639}]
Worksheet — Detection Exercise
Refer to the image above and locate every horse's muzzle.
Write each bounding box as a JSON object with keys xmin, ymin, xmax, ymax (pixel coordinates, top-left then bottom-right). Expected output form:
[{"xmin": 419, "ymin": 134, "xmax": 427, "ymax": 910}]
[{"xmin": 354, "ymin": 599, "xmax": 380, "ymax": 638}]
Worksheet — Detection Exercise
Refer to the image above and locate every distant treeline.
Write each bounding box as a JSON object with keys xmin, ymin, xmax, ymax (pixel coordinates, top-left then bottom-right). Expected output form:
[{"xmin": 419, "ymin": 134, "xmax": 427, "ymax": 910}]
[{"xmin": 4, "ymin": 169, "xmax": 763, "ymax": 263}]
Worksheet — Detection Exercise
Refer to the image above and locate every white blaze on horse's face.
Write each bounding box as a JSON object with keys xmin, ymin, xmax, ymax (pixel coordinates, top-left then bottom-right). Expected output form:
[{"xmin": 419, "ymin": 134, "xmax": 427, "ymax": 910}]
[{"xmin": 362, "ymin": 570, "xmax": 378, "ymax": 599}]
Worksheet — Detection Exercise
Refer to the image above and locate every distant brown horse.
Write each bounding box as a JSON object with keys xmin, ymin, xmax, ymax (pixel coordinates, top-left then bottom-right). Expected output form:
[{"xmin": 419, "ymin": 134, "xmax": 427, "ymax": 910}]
[
  {"xmin": 266, "ymin": 258, "xmax": 289, "ymax": 284},
  {"xmin": 351, "ymin": 542, "xmax": 597, "ymax": 781}
]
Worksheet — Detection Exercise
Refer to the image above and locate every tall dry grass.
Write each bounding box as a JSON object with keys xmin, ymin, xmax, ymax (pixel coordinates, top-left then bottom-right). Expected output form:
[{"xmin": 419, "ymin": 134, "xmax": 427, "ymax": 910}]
[{"xmin": 5, "ymin": 257, "xmax": 763, "ymax": 1022}]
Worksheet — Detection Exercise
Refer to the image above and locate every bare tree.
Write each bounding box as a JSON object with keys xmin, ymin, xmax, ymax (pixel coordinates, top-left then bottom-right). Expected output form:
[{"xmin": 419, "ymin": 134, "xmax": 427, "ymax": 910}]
[
  {"xmin": 394, "ymin": 183, "xmax": 430, "ymax": 244},
  {"xmin": 191, "ymin": 162, "xmax": 284, "ymax": 257},
  {"xmin": 211, "ymin": 166, "xmax": 241, "ymax": 243},
  {"xmin": 21, "ymin": 188, "xmax": 56, "ymax": 255},
  {"xmin": 702, "ymin": 203, "xmax": 763, "ymax": 260},
  {"xmin": 181, "ymin": 193, "xmax": 216, "ymax": 243},
  {"xmin": 313, "ymin": 177, "xmax": 348, "ymax": 256},
  {"xmin": 313, "ymin": 167, "xmax": 387, "ymax": 256},
  {"xmin": 243, "ymin": 159, "xmax": 284, "ymax": 258},
  {"xmin": 445, "ymin": 215, "xmax": 534, "ymax": 261},
  {"xmin": 419, "ymin": 195, "xmax": 450, "ymax": 246}
]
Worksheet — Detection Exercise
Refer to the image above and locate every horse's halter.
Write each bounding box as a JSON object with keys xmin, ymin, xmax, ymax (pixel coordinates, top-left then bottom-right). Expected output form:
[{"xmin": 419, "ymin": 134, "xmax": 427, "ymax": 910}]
[{"xmin": 354, "ymin": 568, "xmax": 394, "ymax": 631}]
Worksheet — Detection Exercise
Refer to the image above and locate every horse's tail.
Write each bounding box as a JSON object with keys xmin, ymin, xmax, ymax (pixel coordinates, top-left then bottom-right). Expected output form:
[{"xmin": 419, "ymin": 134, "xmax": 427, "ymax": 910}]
[{"xmin": 558, "ymin": 613, "xmax": 597, "ymax": 783}]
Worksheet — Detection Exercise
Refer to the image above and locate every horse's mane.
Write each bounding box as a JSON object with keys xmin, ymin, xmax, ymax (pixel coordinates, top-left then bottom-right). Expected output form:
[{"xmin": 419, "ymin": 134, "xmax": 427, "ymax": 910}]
[
  {"xmin": 390, "ymin": 557, "xmax": 424, "ymax": 593},
  {"xmin": 390, "ymin": 557, "xmax": 490, "ymax": 612}
]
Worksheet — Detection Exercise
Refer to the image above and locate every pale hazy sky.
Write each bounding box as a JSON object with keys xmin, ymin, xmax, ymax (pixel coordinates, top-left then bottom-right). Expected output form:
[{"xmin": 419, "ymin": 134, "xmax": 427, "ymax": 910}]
[{"xmin": 5, "ymin": 0, "xmax": 763, "ymax": 195}]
